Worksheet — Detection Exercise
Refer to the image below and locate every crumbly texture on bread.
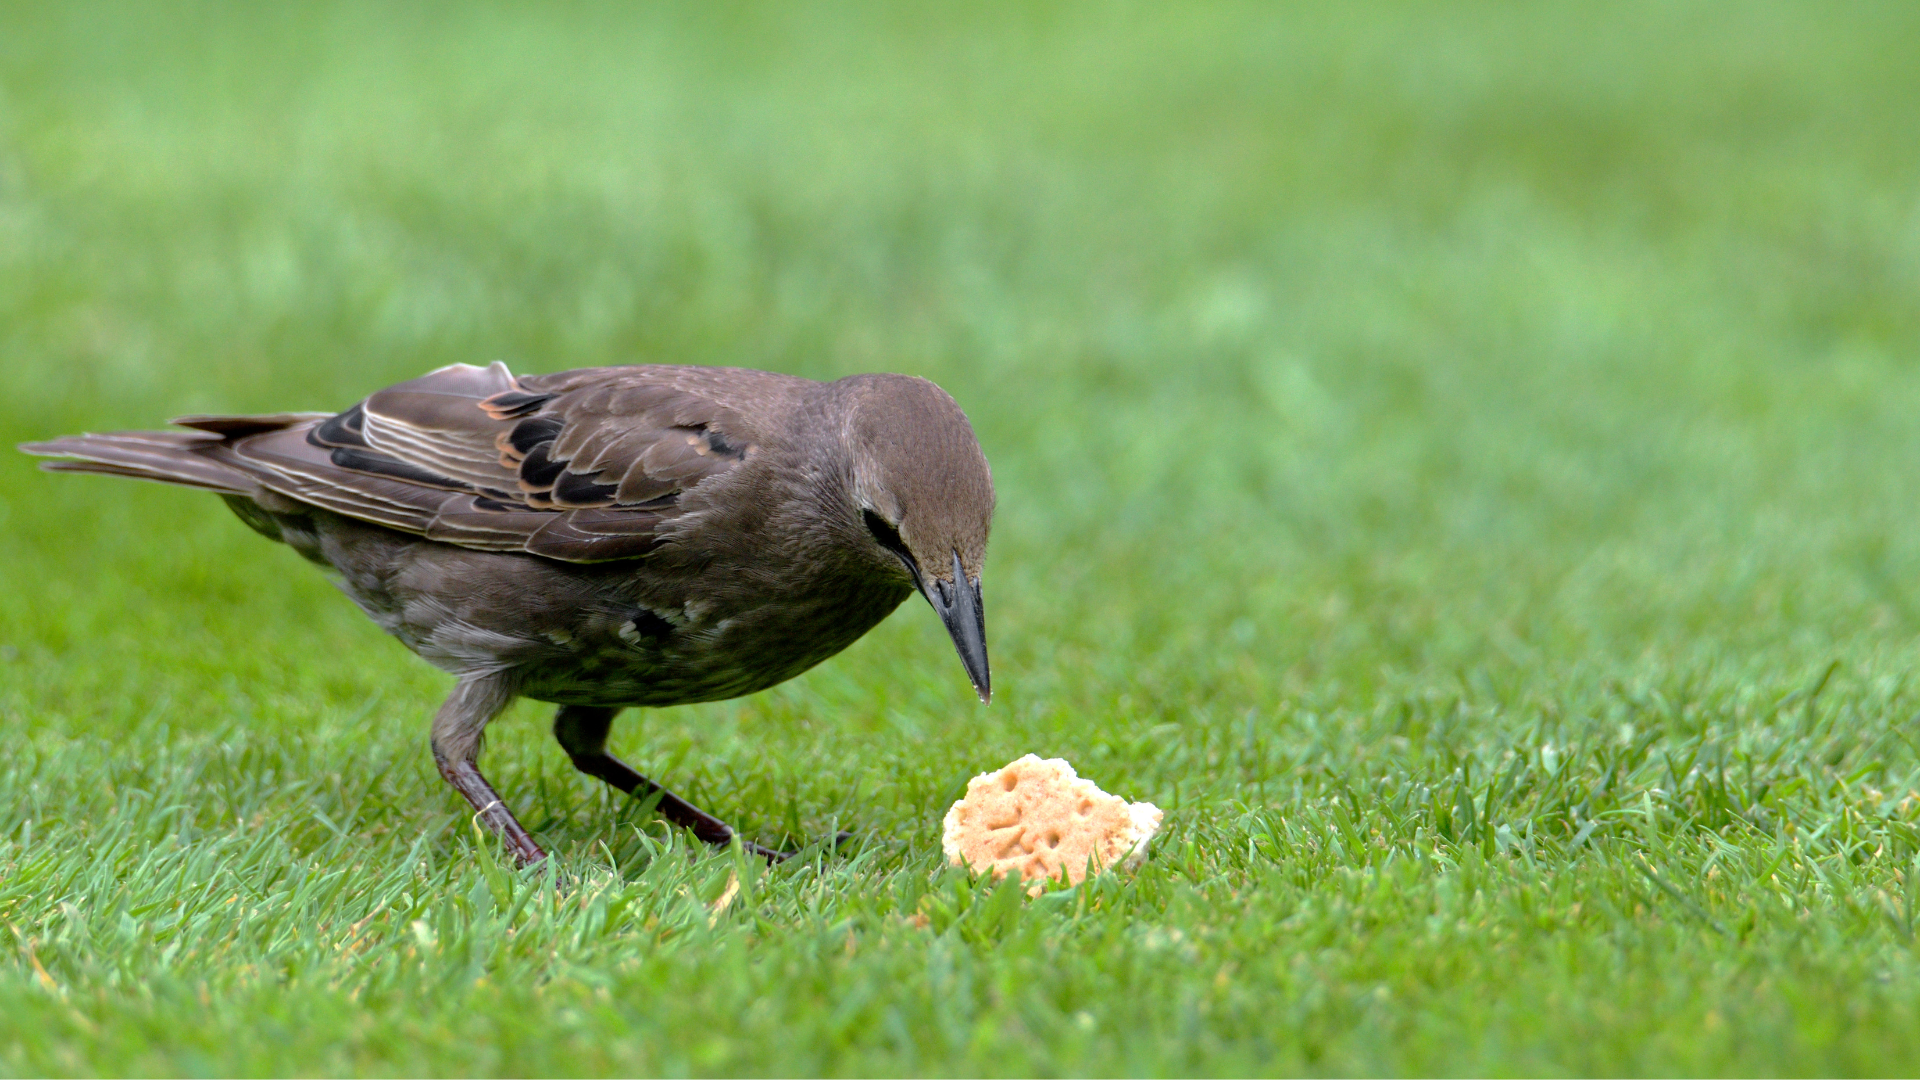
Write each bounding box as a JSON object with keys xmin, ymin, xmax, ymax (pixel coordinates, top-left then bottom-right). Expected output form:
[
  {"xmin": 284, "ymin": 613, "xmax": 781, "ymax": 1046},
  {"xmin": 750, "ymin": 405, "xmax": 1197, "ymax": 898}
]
[{"xmin": 942, "ymin": 755, "xmax": 1163, "ymax": 892}]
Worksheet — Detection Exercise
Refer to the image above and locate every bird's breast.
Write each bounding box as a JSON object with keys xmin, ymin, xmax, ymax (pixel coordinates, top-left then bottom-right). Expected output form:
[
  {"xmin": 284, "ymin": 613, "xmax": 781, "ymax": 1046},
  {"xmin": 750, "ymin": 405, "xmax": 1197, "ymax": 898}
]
[
  {"xmin": 516, "ymin": 565, "xmax": 914, "ymax": 708},
  {"xmin": 306, "ymin": 508, "xmax": 913, "ymax": 708}
]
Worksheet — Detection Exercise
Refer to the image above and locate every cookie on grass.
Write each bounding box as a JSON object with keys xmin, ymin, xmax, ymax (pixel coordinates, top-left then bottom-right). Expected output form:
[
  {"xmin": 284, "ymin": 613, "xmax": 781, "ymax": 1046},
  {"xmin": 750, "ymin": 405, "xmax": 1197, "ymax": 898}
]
[{"xmin": 942, "ymin": 755, "xmax": 1162, "ymax": 893}]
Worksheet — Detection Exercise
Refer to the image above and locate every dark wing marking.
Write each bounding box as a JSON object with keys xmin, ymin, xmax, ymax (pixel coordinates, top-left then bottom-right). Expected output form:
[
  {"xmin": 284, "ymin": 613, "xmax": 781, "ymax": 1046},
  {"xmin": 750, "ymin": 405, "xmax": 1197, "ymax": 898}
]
[
  {"xmin": 500, "ymin": 368, "xmax": 755, "ymax": 508},
  {"xmin": 172, "ymin": 412, "xmax": 334, "ymax": 438},
  {"xmin": 326, "ymin": 445, "xmax": 469, "ymax": 490},
  {"xmin": 480, "ymin": 390, "xmax": 557, "ymax": 419},
  {"xmin": 308, "ymin": 403, "xmax": 369, "ymax": 449},
  {"xmin": 484, "ymin": 367, "xmax": 755, "ymax": 510}
]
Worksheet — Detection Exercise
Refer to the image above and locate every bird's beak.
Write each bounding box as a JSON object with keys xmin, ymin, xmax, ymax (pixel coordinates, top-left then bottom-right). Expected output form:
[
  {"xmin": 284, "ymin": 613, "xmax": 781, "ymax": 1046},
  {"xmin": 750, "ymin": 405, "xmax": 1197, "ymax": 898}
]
[{"xmin": 922, "ymin": 550, "xmax": 991, "ymax": 703}]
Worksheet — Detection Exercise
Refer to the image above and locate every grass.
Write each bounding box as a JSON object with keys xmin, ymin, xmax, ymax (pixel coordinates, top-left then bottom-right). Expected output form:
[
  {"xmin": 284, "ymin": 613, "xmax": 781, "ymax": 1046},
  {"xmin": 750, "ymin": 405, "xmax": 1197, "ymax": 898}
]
[{"xmin": 3, "ymin": 0, "xmax": 1920, "ymax": 1073}]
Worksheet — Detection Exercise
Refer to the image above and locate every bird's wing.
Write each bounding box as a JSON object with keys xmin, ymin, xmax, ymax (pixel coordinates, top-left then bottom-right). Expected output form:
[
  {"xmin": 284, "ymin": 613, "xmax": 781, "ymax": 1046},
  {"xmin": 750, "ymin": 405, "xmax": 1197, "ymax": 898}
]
[{"xmin": 209, "ymin": 362, "xmax": 759, "ymax": 562}]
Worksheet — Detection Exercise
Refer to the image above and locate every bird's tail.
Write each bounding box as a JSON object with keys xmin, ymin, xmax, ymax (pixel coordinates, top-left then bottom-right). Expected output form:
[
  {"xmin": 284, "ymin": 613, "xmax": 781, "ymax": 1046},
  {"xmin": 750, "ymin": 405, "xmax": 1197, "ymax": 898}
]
[{"xmin": 18, "ymin": 413, "xmax": 325, "ymax": 495}]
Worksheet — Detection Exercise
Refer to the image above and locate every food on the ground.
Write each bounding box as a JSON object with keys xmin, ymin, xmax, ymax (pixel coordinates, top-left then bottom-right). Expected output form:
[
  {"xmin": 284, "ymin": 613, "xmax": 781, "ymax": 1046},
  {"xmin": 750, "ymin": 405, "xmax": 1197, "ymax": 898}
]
[{"xmin": 942, "ymin": 755, "xmax": 1162, "ymax": 892}]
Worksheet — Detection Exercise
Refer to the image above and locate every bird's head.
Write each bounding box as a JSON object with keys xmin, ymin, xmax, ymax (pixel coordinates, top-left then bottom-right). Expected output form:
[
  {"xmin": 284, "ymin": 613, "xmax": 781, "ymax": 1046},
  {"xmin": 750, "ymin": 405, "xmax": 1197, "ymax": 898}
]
[{"xmin": 841, "ymin": 374, "xmax": 995, "ymax": 703}]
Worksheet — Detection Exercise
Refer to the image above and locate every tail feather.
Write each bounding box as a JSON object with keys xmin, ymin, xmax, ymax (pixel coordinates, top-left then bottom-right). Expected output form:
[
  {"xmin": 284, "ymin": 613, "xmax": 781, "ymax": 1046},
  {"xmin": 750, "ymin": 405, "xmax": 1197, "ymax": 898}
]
[{"xmin": 19, "ymin": 431, "xmax": 259, "ymax": 495}]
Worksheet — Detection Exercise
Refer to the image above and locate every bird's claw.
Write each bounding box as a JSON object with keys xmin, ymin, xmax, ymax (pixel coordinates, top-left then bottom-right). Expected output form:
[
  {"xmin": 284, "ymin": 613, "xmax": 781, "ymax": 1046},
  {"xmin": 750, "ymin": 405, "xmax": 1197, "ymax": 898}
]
[{"xmin": 734, "ymin": 830, "xmax": 856, "ymax": 864}]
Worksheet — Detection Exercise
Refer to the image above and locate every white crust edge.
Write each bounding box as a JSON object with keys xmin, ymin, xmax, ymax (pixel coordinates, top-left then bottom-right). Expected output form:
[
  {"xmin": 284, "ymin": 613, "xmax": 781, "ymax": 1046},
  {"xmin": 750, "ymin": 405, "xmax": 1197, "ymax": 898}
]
[{"xmin": 1114, "ymin": 800, "xmax": 1164, "ymax": 872}]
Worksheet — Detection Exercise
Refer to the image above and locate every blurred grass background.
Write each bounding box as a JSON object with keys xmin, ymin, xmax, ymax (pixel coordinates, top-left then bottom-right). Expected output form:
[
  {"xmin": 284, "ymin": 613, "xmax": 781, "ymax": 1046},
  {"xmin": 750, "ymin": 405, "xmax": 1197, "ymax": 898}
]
[{"xmin": 3, "ymin": 1, "xmax": 1920, "ymax": 1075}]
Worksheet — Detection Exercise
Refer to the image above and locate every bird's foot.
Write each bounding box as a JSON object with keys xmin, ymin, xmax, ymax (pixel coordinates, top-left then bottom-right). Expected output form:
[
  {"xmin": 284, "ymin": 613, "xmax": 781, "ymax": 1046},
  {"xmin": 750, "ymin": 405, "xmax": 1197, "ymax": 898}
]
[
  {"xmin": 720, "ymin": 830, "xmax": 856, "ymax": 864},
  {"xmin": 736, "ymin": 836, "xmax": 793, "ymax": 863}
]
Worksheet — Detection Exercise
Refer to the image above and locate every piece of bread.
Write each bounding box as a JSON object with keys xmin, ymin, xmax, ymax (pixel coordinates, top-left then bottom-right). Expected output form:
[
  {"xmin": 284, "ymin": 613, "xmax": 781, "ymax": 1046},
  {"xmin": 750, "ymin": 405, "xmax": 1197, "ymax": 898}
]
[{"xmin": 942, "ymin": 755, "xmax": 1163, "ymax": 892}]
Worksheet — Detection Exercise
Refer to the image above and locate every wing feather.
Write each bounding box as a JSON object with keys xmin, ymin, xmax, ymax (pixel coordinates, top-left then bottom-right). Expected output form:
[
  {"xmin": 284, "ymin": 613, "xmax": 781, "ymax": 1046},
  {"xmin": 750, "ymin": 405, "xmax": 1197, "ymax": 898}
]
[
  {"xmin": 213, "ymin": 362, "xmax": 776, "ymax": 562},
  {"xmin": 27, "ymin": 362, "xmax": 799, "ymax": 563}
]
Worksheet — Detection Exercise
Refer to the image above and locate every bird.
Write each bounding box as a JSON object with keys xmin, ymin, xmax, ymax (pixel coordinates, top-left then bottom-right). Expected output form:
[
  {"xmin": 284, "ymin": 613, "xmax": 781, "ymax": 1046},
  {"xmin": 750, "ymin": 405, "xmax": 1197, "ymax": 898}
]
[{"xmin": 21, "ymin": 362, "xmax": 994, "ymax": 865}]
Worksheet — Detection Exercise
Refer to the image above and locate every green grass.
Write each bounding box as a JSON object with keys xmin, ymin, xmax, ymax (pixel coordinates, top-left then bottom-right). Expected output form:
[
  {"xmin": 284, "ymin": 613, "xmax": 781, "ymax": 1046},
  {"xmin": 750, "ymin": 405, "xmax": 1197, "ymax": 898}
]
[{"xmin": 3, "ymin": 1, "xmax": 1920, "ymax": 1073}]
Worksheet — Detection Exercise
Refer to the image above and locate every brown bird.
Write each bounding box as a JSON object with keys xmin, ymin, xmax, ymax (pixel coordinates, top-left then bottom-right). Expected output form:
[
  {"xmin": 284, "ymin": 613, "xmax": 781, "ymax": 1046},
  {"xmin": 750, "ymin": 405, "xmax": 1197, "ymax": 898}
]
[{"xmin": 21, "ymin": 362, "xmax": 994, "ymax": 865}]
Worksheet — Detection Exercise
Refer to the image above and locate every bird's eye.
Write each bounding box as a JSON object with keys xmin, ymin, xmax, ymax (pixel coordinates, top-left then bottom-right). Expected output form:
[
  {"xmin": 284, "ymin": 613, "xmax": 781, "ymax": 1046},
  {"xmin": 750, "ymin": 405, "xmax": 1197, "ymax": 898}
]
[{"xmin": 862, "ymin": 509, "xmax": 913, "ymax": 568}]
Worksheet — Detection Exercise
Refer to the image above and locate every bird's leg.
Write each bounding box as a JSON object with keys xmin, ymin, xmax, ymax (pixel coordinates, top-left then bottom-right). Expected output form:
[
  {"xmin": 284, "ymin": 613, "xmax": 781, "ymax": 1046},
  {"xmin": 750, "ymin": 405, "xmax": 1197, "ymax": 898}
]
[
  {"xmin": 552, "ymin": 704, "xmax": 791, "ymax": 862},
  {"xmin": 431, "ymin": 673, "xmax": 547, "ymax": 867}
]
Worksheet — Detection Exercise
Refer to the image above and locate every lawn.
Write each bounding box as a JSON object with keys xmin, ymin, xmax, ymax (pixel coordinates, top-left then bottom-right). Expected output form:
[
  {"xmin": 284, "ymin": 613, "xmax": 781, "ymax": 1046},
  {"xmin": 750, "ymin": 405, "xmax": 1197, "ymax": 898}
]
[{"xmin": 3, "ymin": 1, "xmax": 1920, "ymax": 1074}]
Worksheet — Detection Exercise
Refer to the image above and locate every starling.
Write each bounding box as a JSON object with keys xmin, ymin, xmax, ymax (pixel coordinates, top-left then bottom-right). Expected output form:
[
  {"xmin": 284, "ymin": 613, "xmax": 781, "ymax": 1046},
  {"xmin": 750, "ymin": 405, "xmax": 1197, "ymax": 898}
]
[{"xmin": 21, "ymin": 362, "xmax": 995, "ymax": 865}]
